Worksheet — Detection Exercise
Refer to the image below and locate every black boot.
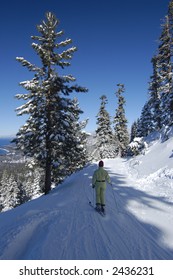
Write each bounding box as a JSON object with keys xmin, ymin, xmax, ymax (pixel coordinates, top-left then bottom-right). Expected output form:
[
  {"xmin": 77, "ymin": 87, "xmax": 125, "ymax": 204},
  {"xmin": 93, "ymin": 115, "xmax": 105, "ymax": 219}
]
[
  {"xmin": 95, "ymin": 203, "xmax": 101, "ymax": 212},
  {"xmin": 101, "ymin": 205, "xmax": 105, "ymax": 214}
]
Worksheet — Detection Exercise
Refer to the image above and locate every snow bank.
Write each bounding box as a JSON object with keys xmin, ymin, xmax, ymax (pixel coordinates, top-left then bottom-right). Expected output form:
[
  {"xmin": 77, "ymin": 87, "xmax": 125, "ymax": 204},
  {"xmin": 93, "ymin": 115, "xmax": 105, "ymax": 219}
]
[
  {"xmin": 127, "ymin": 129, "xmax": 173, "ymax": 178},
  {"xmin": 124, "ymin": 130, "xmax": 173, "ymax": 250}
]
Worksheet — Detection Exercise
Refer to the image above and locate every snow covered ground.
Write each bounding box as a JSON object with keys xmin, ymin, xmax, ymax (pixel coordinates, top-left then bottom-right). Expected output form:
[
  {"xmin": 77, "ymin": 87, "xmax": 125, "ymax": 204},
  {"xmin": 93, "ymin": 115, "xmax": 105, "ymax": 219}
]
[{"xmin": 0, "ymin": 134, "xmax": 173, "ymax": 260}]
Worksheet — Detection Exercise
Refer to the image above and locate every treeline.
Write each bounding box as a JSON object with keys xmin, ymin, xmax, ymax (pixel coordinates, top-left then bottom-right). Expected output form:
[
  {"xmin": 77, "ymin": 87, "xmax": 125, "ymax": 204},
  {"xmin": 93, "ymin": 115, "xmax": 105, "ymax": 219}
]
[
  {"xmin": 130, "ymin": 1, "xmax": 173, "ymax": 141},
  {"xmin": 0, "ymin": 162, "xmax": 44, "ymax": 211}
]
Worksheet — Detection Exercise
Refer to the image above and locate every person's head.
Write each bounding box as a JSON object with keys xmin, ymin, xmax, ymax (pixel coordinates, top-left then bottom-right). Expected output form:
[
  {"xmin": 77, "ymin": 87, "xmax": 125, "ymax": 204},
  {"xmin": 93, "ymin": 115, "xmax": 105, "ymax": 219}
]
[{"xmin": 99, "ymin": 160, "xmax": 104, "ymax": 167}]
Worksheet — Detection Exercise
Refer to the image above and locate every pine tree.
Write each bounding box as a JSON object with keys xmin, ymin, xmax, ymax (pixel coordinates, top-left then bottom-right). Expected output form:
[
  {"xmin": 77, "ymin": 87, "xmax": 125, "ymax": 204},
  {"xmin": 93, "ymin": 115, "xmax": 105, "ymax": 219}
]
[
  {"xmin": 13, "ymin": 12, "xmax": 87, "ymax": 194},
  {"xmin": 32, "ymin": 169, "xmax": 43, "ymax": 198},
  {"xmin": 136, "ymin": 118, "xmax": 143, "ymax": 138},
  {"xmin": 148, "ymin": 55, "xmax": 162, "ymax": 130},
  {"xmin": 113, "ymin": 84, "xmax": 129, "ymax": 157},
  {"xmin": 157, "ymin": 15, "xmax": 173, "ymax": 127},
  {"xmin": 96, "ymin": 95, "xmax": 116, "ymax": 159},
  {"xmin": 0, "ymin": 172, "xmax": 6, "ymax": 211},
  {"xmin": 6, "ymin": 175, "xmax": 21, "ymax": 210},
  {"xmin": 166, "ymin": 2, "xmax": 173, "ymax": 125},
  {"xmin": 130, "ymin": 121, "xmax": 138, "ymax": 142},
  {"xmin": 137, "ymin": 101, "xmax": 153, "ymax": 137},
  {"xmin": 136, "ymin": 1, "xmax": 173, "ymax": 136},
  {"xmin": 68, "ymin": 98, "xmax": 89, "ymax": 171},
  {"xmin": 0, "ymin": 171, "xmax": 20, "ymax": 211},
  {"xmin": 0, "ymin": 170, "xmax": 9, "ymax": 211}
]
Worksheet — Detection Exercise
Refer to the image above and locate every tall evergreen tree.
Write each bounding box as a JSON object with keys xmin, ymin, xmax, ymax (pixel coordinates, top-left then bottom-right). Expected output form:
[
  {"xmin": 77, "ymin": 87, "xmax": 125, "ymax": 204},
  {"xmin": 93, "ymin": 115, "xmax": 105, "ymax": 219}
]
[
  {"xmin": 157, "ymin": 15, "xmax": 173, "ymax": 127},
  {"xmin": 68, "ymin": 98, "xmax": 89, "ymax": 171},
  {"xmin": 148, "ymin": 55, "xmax": 162, "ymax": 131},
  {"xmin": 135, "ymin": 118, "xmax": 141, "ymax": 137},
  {"xmin": 0, "ymin": 171, "xmax": 20, "ymax": 211},
  {"xmin": 96, "ymin": 95, "xmax": 116, "ymax": 158},
  {"xmin": 137, "ymin": 101, "xmax": 153, "ymax": 137},
  {"xmin": 0, "ymin": 170, "xmax": 9, "ymax": 211},
  {"xmin": 113, "ymin": 84, "xmax": 129, "ymax": 157},
  {"xmin": 166, "ymin": 2, "xmax": 173, "ymax": 125},
  {"xmin": 13, "ymin": 12, "xmax": 87, "ymax": 194},
  {"xmin": 130, "ymin": 120, "xmax": 138, "ymax": 142}
]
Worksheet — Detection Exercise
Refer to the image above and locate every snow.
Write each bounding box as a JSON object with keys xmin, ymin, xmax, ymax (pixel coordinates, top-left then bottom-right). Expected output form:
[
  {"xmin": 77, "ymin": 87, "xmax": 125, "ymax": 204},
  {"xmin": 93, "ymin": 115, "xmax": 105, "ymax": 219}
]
[{"xmin": 0, "ymin": 134, "xmax": 173, "ymax": 260}]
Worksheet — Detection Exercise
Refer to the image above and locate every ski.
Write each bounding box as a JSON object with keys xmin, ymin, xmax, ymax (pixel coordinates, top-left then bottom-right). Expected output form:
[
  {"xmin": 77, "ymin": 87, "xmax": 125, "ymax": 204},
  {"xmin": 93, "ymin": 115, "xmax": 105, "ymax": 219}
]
[
  {"xmin": 96, "ymin": 208, "xmax": 106, "ymax": 217},
  {"xmin": 89, "ymin": 201, "xmax": 106, "ymax": 217}
]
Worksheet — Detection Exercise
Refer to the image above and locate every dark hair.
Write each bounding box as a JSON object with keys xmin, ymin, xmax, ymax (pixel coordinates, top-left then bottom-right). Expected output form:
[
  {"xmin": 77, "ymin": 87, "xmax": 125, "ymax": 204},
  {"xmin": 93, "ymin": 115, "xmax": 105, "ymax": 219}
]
[{"xmin": 99, "ymin": 160, "xmax": 104, "ymax": 167}]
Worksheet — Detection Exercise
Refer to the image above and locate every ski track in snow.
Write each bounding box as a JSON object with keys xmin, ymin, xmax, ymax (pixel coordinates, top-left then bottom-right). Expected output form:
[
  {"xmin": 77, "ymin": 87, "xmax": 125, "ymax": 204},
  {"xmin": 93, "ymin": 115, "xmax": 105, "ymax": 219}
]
[{"xmin": 0, "ymin": 158, "xmax": 173, "ymax": 260}]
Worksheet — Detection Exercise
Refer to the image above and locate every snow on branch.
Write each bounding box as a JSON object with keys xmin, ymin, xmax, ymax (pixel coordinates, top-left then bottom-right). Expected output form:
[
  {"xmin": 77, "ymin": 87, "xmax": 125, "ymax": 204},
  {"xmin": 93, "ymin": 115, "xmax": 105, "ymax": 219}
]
[
  {"xmin": 16, "ymin": 100, "xmax": 34, "ymax": 115},
  {"xmin": 58, "ymin": 61, "xmax": 71, "ymax": 68},
  {"xmin": 59, "ymin": 47, "xmax": 77, "ymax": 60},
  {"xmin": 31, "ymin": 35, "xmax": 45, "ymax": 42},
  {"xmin": 63, "ymin": 75, "xmax": 76, "ymax": 82},
  {"xmin": 16, "ymin": 57, "xmax": 41, "ymax": 72},
  {"xmin": 19, "ymin": 79, "xmax": 39, "ymax": 91},
  {"xmin": 58, "ymin": 38, "xmax": 72, "ymax": 47},
  {"xmin": 56, "ymin": 30, "xmax": 64, "ymax": 37}
]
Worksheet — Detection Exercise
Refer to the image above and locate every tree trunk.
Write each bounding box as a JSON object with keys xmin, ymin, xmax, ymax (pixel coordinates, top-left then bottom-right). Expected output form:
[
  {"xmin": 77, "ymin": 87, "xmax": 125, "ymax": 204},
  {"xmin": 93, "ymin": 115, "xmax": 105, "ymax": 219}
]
[
  {"xmin": 44, "ymin": 92, "xmax": 52, "ymax": 195},
  {"xmin": 45, "ymin": 157, "xmax": 51, "ymax": 194}
]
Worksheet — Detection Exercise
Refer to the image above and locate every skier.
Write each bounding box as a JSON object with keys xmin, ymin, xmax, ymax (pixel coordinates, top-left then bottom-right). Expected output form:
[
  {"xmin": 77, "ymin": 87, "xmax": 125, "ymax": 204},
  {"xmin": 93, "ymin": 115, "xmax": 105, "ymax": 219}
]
[{"xmin": 92, "ymin": 160, "xmax": 111, "ymax": 214}]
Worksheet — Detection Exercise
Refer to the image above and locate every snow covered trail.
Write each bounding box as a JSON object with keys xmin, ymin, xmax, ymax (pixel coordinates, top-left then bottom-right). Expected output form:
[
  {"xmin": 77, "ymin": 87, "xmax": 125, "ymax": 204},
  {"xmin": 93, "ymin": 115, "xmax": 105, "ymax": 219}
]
[{"xmin": 0, "ymin": 159, "xmax": 173, "ymax": 260}]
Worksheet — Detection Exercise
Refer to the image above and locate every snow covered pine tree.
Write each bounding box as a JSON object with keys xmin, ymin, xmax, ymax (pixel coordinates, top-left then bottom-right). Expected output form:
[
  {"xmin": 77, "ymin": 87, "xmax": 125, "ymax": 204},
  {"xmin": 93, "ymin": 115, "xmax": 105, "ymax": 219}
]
[
  {"xmin": 13, "ymin": 12, "xmax": 87, "ymax": 194},
  {"xmin": 140, "ymin": 3, "xmax": 173, "ymax": 134},
  {"xmin": 0, "ymin": 171, "xmax": 20, "ymax": 211},
  {"xmin": 148, "ymin": 55, "xmax": 162, "ymax": 131},
  {"xmin": 96, "ymin": 95, "xmax": 116, "ymax": 158},
  {"xmin": 157, "ymin": 13, "xmax": 173, "ymax": 127},
  {"xmin": 113, "ymin": 84, "xmax": 129, "ymax": 157},
  {"xmin": 137, "ymin": 101, "xmax": 153, "ymax": 137}
]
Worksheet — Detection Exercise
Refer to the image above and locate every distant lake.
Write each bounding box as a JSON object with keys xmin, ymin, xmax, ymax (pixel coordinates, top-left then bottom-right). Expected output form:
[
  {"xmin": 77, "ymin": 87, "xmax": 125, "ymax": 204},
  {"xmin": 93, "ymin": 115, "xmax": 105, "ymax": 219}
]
[
  {"xmin": 0, "ymin": 138, "xmax": 13, "ymax": 155},
  {"xmin": 0, "ymin": 138, "xmax": 13, "ymax": 146},
  {"xmin": 0, "ymin": 149, "xmax": 8, "ymax": 155}
]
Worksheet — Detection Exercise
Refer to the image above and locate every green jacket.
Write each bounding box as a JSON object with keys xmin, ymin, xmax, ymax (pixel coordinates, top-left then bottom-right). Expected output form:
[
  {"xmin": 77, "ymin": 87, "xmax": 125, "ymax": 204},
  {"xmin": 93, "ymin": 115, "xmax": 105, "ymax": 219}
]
[{"xmin": 92, "ymin": 167, "xmax": 110, "ymax": 188}]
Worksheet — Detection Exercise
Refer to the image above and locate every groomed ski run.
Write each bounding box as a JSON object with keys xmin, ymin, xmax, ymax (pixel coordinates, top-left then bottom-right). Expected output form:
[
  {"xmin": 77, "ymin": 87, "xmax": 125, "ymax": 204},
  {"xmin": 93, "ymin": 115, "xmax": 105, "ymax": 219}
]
[{"xmin": 0, "ymin": 149, "xmax": 173, "ymax": 259}]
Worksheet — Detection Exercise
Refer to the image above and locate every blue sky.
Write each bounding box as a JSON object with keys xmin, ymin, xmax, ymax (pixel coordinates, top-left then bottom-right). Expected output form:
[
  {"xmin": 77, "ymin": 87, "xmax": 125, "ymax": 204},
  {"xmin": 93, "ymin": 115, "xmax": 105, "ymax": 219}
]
[{"xmin": 0, "ymin": 0, "xmax": 170, "ymax": 137}]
